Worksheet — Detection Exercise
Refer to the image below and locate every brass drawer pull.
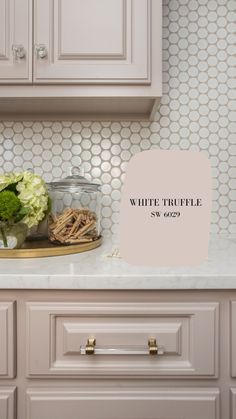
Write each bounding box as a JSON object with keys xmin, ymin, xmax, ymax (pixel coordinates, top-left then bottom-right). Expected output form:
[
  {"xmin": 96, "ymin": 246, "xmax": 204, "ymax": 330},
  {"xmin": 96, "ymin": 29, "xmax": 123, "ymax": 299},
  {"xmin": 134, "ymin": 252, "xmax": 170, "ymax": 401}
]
[
  {"xmin": 80, "ymin": 337, "xmax": 164, "ymax": 356},
  {"xmin": 85, "ymin": 337, "xmax": 96, "ymax": 355},
  {"xmin": 148, "ymin": 337, "xmax": 158, "ymax": 355}
]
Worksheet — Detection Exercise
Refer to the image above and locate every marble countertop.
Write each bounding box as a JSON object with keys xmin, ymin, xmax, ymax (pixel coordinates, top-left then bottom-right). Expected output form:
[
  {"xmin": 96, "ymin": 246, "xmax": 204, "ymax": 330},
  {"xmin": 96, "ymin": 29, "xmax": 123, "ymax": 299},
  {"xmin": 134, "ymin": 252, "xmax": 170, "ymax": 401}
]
[{"xmin": 0, "ymin": 235, "xmax": 235, "ymax": 290}]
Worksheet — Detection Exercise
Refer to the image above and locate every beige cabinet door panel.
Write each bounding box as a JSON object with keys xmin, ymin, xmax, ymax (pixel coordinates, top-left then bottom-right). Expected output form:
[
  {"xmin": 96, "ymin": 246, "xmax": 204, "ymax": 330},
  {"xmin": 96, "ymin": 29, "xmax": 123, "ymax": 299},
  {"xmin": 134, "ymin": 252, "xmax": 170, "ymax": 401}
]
[
  {"xmin": 0, "ymin": 0, "xmax": 32, "ymax": 83},
  {"xmin": 0, "ymin": 387, "xmax": 16, "ymax": 419},
  {"xmin": 26, "ymin": 302, "xmax": 219, "ymax": 378},
  {"xmin": 0, "ymin": 302, "xmax": 16, "ymax": 378},
  {"xmin": 33, "ymin": 0, "xmax": 155, "ymax": 84},
  {"xmin": 26, "ymin": 388, "xmax": 219, "ymax": 419}
]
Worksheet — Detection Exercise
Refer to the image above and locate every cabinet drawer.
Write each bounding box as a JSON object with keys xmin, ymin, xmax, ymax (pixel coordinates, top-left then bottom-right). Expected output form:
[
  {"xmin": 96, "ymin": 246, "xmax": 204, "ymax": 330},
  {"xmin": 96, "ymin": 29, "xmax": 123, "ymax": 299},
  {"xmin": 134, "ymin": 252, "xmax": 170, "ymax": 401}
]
[
  {"xmin": 26, "ymin": 301, "xmax": 219, "ymax": 378},
  {"xmin": 26, "ymin": 388, "xmax": 220, "ymax": 419},
  {"xmin": 0, "ymin": 387, "xmax": 16, "ymax": 419},
  {"xmin": 231, "ymin": 302, "xmax": 236, "ymax": 377},
  {"xmin": 0, "ymin": 302, "xmax": 16, "ymax": 378}
]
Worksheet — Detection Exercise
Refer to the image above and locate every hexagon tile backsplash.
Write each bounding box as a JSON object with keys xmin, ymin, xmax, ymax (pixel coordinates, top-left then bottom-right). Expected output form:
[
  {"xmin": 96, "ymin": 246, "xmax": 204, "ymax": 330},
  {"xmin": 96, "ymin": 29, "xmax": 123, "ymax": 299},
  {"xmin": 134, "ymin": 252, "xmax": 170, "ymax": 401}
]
[{"xmin": 0, "ymin": 0, "xmax": 236, "ymax": 238}]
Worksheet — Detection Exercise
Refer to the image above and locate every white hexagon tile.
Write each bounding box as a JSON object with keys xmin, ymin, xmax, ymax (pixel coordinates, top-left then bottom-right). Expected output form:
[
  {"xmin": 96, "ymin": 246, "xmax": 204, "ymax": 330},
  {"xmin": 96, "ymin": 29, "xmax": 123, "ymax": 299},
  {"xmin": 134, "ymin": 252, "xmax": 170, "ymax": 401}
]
[{"xmin": 0, "ymin": 0, "xmax": 236, "ymax": 238}]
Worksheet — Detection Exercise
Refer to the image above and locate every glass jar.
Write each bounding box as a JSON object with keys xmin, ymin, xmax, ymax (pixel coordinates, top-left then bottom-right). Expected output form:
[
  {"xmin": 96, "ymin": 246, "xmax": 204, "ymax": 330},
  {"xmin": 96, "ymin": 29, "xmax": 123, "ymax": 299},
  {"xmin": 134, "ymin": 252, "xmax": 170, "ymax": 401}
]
[
  {"xmin": 0, "ymin": 222, "xmax": 28, "ymax": 249},
  {"xmin": 47, "ymin": 167, "xmax": 101, "ymax": 245}
]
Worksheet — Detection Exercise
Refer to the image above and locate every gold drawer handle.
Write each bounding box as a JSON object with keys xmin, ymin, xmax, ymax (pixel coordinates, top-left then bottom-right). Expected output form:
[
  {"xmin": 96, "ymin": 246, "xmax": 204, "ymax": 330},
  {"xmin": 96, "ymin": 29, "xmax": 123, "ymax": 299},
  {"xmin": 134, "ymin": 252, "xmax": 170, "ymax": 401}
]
[
  {"xmin": 81, "ymin": 337, "xmax": 163, "ymax": 356},
  {"xmin": 148, "ymin": 337, "xmax": 158, "ymax": 355},
  {"xmin": 85, "ymin": 337, "xmax": 96, "ymax": 355}
]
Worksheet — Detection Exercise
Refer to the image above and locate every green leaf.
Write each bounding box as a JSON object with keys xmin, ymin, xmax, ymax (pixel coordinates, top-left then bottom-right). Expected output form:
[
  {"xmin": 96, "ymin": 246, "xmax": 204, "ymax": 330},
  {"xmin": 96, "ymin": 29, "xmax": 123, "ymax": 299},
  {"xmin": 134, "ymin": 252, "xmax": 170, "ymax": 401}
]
[
  {"xmin": 14, "ymin": 206, "xmax": 30, "ymax": 223},
  {"xmin": 0, "ymin": 190, "xmax": 21, "ymax": 221},
  {"xmin": 5, "ymin": 183, "xmax": 19, "ymax": 195}
]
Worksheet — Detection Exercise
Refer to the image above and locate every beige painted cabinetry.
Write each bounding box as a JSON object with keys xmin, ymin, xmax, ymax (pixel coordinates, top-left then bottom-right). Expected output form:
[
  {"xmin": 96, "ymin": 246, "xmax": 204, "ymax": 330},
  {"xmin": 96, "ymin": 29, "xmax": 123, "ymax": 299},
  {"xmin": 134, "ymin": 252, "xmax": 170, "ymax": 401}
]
[
  {"xmin": 26, "ymin": 388, "xmax": 219, "ymax": 419},
  {"xmin": 26, "ymin": 302, "xmax": 218, "ymax": 378},
  {"xmin": 34, "ymin": 0, "xmax": 154, "ymax": 85},
  {"xmin": 231, "ymin": 302, "xmax": 236, "ymax": 378},
  {"xmin": 0, "ymin": 0, "xmax": 32, "ymax": 83},
  {"xmin": 1, "ymin": 290, "xmax": 236, "ymax": 419},
  {"xmin": 231, "ymin": 389, "xmax": 236, "ymax": 419},
  {"xmin": 0, "ymin": 387, "xmax": 16, "ymax": 419},
  {"xmin": 0, "ymin": 301, "xmax": 16, "ymax": 419},
  {"xmin": 0, "ymin": 302, "xmax": 15, "ymax": 378},
  {"xmin": 0, "ymin": 0, "xmax": 162, "ymax": 119}
]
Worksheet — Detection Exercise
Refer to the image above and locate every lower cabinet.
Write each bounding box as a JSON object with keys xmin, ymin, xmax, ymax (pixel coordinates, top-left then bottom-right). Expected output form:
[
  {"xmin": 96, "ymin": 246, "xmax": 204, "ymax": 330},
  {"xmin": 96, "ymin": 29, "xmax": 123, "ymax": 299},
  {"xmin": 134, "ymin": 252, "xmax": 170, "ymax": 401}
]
[
  {"xmin": 26, "ymin": 388, "xmax": 219, "ymax": 419},
  {"xmin": 0, "ymin": 387, "xmax": 16, "ymax": 419},
  {"xmin": 1, "ymin": 292, "xmax": 236, "ymax": 419}
]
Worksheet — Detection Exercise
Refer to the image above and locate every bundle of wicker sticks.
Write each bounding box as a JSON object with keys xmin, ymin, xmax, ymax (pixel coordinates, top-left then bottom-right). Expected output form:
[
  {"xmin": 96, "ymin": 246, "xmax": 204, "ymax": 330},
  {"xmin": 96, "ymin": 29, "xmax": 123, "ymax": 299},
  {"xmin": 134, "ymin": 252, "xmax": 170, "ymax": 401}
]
[{"xmin": 48, "ymin": 208, "xmax": 98, "ymax": 245}]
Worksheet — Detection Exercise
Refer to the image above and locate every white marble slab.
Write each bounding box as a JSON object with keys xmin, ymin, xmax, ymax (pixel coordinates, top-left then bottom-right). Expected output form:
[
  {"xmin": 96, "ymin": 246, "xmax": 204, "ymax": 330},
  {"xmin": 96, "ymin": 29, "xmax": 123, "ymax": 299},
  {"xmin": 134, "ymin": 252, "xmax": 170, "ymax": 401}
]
[{"xmin": 0, "ymin": 235, "xmax": 235, "ymax": 289}]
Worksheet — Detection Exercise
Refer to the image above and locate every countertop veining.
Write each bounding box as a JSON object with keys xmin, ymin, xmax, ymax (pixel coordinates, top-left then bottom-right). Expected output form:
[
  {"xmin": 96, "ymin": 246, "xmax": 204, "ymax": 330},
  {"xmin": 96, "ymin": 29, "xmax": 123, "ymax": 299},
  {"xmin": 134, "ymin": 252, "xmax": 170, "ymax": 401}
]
[{"xmin": 0, "ymin": 235, "xmax": 235, "ymax": 290}]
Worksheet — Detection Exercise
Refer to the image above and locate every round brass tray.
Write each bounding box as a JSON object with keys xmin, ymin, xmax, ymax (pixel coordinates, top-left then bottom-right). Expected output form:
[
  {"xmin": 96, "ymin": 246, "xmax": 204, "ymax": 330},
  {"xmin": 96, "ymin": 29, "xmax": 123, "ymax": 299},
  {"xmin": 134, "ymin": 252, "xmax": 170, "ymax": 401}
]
[{"xmin": 0, "ymin": 237, "xmax": 102, "ymax": 258}]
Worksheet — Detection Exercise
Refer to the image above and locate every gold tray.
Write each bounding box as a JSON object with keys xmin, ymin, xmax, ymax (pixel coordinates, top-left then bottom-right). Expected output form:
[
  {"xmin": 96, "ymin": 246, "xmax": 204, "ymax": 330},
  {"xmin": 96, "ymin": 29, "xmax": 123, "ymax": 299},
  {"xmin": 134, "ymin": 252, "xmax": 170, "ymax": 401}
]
[{"xmin": 0, "ymin": 237, "xmax": 102, "ymax": 258}]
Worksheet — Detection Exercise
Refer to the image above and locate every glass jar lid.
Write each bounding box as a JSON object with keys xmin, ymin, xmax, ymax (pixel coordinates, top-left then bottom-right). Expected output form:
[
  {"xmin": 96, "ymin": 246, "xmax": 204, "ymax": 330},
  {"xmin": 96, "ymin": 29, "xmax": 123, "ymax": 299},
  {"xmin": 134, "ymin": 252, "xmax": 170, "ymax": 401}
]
[{"xmin": 47, "ymin": 167, "xmax": 101, "ymax": 192}]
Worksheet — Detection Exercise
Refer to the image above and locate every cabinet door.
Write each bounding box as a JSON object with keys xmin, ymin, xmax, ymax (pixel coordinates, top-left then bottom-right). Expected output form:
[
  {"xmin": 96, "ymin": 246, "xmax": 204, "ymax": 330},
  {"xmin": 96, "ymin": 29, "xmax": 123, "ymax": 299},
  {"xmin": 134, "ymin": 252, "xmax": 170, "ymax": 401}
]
[
  {"xmin": 26, "ymin": 302, "xmax": 219, "ymax": 378},
  {"xmin": 0, "ymin": 0, "xmax": 32, "ymax": 83},
  {"xmin": 26, "ymin": 388, "xmax": 219, "ymax": 419},
  {"xmin": 33, "ymin": 0, "xmax": 156, "ymax": 84},
  {"xmin": 0, "ymin": 302, "xmax": 16, "ymax": 378},
  {"xmin": 0, "ymin": 388, "xmax": 16, "ymax": 419}
]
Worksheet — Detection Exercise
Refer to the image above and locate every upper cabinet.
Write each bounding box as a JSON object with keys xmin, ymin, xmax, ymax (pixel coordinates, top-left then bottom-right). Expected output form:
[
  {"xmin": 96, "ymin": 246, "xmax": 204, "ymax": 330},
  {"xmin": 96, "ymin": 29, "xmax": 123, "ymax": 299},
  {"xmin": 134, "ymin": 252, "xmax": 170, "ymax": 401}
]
[
  {"xmin": 34, "ymin": 0, "xmax": 151, "ymax": 85},
  {"xmin": 0, "ymin": 0, "xmax": 162, "ymax": 120},
  {"xmin": 0, "ymin": 0, "xmax": 32, "ymax": 83}
]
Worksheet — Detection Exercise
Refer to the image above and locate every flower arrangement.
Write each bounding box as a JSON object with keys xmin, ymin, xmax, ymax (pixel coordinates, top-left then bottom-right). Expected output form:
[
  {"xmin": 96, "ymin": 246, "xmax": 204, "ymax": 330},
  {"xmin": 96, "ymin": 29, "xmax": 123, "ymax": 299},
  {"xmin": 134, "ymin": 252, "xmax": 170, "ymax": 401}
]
[{"xmin": 0, "ymin": 172, "xmax": 50, "ymax": 248}]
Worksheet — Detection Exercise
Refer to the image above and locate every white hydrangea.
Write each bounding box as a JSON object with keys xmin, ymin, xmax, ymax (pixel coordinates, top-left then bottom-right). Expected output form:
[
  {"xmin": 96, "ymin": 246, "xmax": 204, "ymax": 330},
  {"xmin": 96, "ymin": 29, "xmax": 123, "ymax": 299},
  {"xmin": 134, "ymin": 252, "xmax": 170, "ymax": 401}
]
[
  {"xmin": 0, "ymin": 173, "xmax": 23, "ymax": 192},
  {"xmin": 0, "ymin": 171, "xmax": 49, "ymax": 228},
  {"xmin": 16, "ymin": 172, "xmax": 49, "ymax": 228}
]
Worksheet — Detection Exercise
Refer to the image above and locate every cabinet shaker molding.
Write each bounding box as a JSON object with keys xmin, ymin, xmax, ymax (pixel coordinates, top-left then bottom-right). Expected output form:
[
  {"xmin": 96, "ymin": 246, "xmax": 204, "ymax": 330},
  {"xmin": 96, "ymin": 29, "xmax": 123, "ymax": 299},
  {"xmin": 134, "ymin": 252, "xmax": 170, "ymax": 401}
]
[
  {"xmin": 231, "ymin": 302, "xmax": 236, "ymax": 377},
  {"xmin": 26, "ymin": 302, "xmax": 219, "ymax": 378},
  {"xmin": 231, "ymin": 389, "xmax": 236, "ymax": 419},
  {"xmin": 0, "ymin": 387, "xmax": 16, "ymax": 419},
  {"xmin": 0, "ymin": 302, "xmax": 16, "ymax": 379},
  {"xmin": 26, "ymin": 388, "xmax": 220, "ymax": 419},
  {"xmin": 0, "ymin": 0, "xmax": 162, "ymax": 120}
]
